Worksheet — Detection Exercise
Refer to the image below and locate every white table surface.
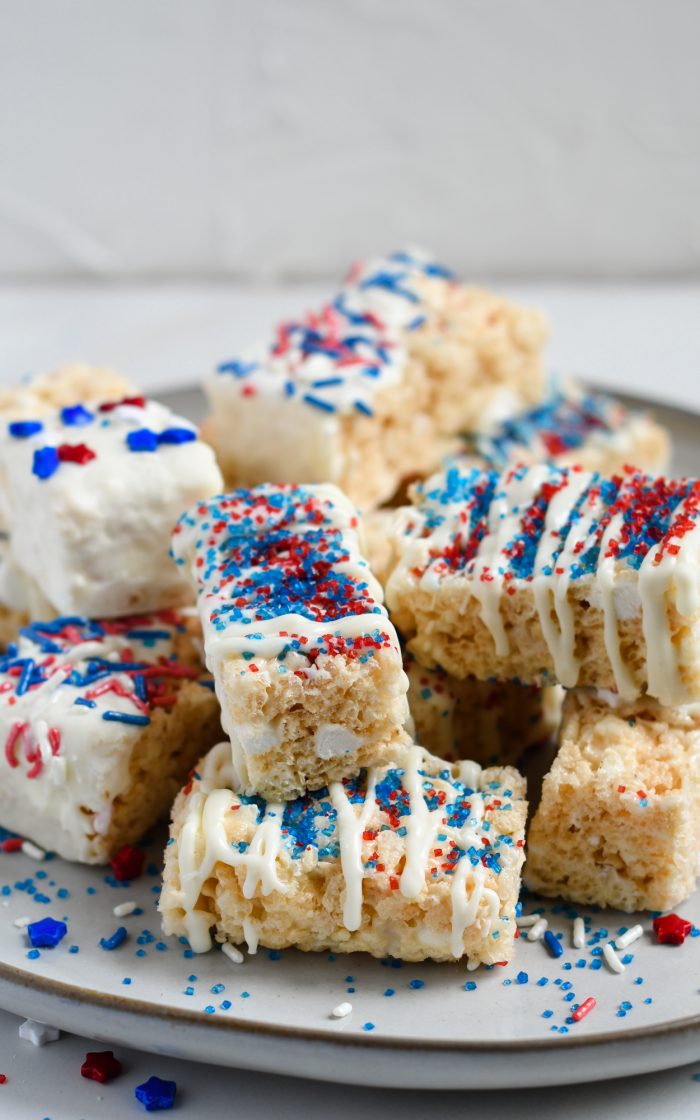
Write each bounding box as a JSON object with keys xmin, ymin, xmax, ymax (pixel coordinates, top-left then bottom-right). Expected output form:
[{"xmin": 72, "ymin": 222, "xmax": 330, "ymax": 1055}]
[{"xmin": 1, "ymin": 280, "xmax": 700, "ymax": 1117}]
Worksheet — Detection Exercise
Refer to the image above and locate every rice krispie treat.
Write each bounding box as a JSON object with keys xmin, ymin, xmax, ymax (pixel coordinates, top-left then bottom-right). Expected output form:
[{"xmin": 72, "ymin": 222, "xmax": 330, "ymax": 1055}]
[
  {"xmin": 160, "ymin": 735, "xmax": 527, "ymax": 964},
  {"xmin": 526, "ymin": 690, "xmax": 700, "ymax": 912},
  {"xmin": 386, "ymin": 462, "xmax": 700, "ymax": 706},
  {"xmin": 405, "ymin": 652, "xmax": 562, "ymax": 766},
  {"xmin": 171, "ymin": 483, "xmax": 409, "ymax": 800},
  {"xmin": 456, "ymin": 382, "xmax": 669, "ymax": 477},
  {"xmin": 0, "ymin": 364, "xmax": 135, "ymax": 423},
  {"xmin": 0, "ymin": 395, "xmax": 223, "ymax": 619},
  {"xmin": 0, "ymin": 613, "xmax": 222, "ymax": 863},
  {"xmin": 204, "ymin": 249, "xmax": 548, "ymax": 509}
]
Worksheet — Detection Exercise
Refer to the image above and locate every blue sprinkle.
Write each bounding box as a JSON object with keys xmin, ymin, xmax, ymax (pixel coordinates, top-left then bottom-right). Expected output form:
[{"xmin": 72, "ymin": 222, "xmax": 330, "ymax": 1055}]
[
  {"xmin": 516, "ymin": 971, "xmax": 528, "ymax": 985},
  {"xmin": 122, "ymin": 977, "xmax": 132, "ymax": 985},
  {"xmin": 464, "ymin": 981, "xmax": 477, "ymax": 991},
  {"xmin": 362, "ymin": 1022, "xmax": 375, "ymax": 1032},
  {"xmin": 75, "ymin": 697, "xmax": 97, "ymax": 709},
  {"xmin": 384, "ymin": 988, "xmax": 395, "ymax": 997},
  {"xmin": 68, "ymin": 945, "xmax": 79, "ymax": 954},
  {"xmin": 127, "ymin": 429, "xmax": 159, "ymax": 453},
  {"xmin": 302, "ymin": 394, "xmax": 336, "ymax": 413},
  {"xmin": 537, "ymin": 977, "xmax": 549, "ymax": 987},
  {"xmin": 32, "ymin": 446, "xmax": 59, "ymax": 480},
  {"xmin": 158, "ymin": 427, "xmax": 196, "ymax": 446},
  {"xmin": 134, "ymin": 1075, "xmax": 177, "ymax": 1111},
  {"xmin": 102, "ymin": 710, "xmax": 151, "ymax": 726},
  {"xmin": 9, "ymin": 419, "xmax": 43, "ymax": 438},
  {"xmin": 408, "ymin": 979, "xmax": 425, "ymax": 990},
  {"xmin": 100, "ymin": 926, "xmax": 127, "ymax": 951},
  {"xmin": 27, "ymin": 949, "xmax": 40, "ymax": 960},
  {"xmin": 544, "ymin": 930, "xmax": 563, "ymax": 958},
  {"xmin": 204, "ymin": 1005, "xmax": 215, "ymax": 1014},
  {"xmin": 354, "ymin": 401, "xmax": 373, "ymax": 417},
  {"xmin": 542, "ymin": 1010, "xmax": 554, "ymax": 1019},
  {"xmin": 27, "ymin": 917, "xmax": 67, "ymax": 948},
  {"xmin": 220, "ymin": 1000, "xmax": 232, "ymax": 1010},
  {"xmin": 60, "ymin": 404, "xmax": 93, "ymax": 426}
]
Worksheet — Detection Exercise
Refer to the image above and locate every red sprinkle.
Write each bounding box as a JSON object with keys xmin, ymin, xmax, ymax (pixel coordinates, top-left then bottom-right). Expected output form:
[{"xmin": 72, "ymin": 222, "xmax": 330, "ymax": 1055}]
[
  {"xmin": 571, "ymin": 996, "xmax": 596, "ymax": 1022},
  {"xmin": 1, "ymin": 838, "xmax": 23, "ymax": 853},
  {"xmin": 0, "ymin": 1073, "xmax": 6, "ymax": 1084},
  {"xmin": 110, "ymin": 845, "xmax": 146, "ymax": 881},
  {"xmin": 653, "ymin": 913, "xmax": 693, "ymax": 945},
  {"xmin": 57, "ymin": 443, "xmax": 96, "ymax": 465},
  {"xmin": 81, "ymin": 1051, "xmax": 123, "ymax": 1083}
]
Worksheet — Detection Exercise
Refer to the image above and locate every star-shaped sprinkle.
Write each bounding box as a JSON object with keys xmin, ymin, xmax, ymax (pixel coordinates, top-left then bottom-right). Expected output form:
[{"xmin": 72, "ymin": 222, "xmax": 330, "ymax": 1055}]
[
  {"xmin": 81, "ymin": 1050, "xmax": 123, "ymax": 1083},
  {"xmin": 27, "ymin": 917, "xmax": 67, "ymax": 948},
  {"xmin": 60, "ymin": 404, "xmax": 94, "ymax": 426},
  {"xmin": 111, "ymin": 845, "xmax": 146, "ymax": 881},
  {"xmin": 32, "ymin": 446, "xmax": 59, "ymax": 480},
  {"xmin": 57, "ymin": 442, "xmax": 96, "ymax": 465},
  {"xmin": 135, "ymin": 1075, "xmax": 177, "ymax": 1111},
  {"xmin": 653, "ymin": 913, "xmax": 693, "ymax": 945}
]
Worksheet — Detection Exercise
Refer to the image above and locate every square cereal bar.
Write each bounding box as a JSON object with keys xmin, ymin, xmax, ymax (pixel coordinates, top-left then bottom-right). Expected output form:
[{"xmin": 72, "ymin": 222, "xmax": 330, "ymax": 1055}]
[
  {"xmin": 204, "ymin": 249, "xmax": 548, "ymax": 509},
  {"xmin": 526, "ymin": 690, "xmax": 700, "ymax": 912},
  {"xmin": 0, "ymin": 613, "xmax": 222, "ymax": 863},
  {"xmin": 386, "ymin": 462, "xmax": 700, "ymax": 706},
  {"xmin": 171, "ymin": 483, "xmax": 409, "ymax": 800},
  {"xmin": 160, "ymin": 735, "xmax": 527, "ymax": 964},
  {"xmin": 0, "ymin": 395, "xmax": 222, "ymax": 618}
]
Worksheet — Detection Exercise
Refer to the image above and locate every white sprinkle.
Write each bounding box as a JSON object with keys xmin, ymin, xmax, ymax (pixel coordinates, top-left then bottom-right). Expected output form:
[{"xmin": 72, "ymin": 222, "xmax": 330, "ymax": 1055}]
[
  {"xmin": 21, "ymin": 841, "xmax": 45, "ymax": 861},
  {"xmin": 516, "ymin": 914, "xmax": 540, "ymax": 928},
  {"xmin": 615, "ymin": 924, "xmax": 643, "ymax": 951},
  {"xmin": 112, "ymin": 901, "xmax": 137, "ymax": 918},
  {"xmin": 221, "ymin": 942, "xmax": 244, "ymax": 965},
  {"xmin": 331, "ymin": 1002, "xmax": 352, "ymax": 1019},
  {"xmin": 18, "ymin": 1020, "xmax": 61, "ymax": 1046},
  {"xmin": 572, "ymin": 917, "xmax": 585, "ymax": 949},
  {"xmin": 12, "ymin": 916, "xmax": 31, "ymax": 929},
  {"xmin": 526, "ymin": 918, "xmax": 548, "ymax": 941},
  {"xmin": 603, "ymin": 942, "xmax": 626, "ymax": 974}
]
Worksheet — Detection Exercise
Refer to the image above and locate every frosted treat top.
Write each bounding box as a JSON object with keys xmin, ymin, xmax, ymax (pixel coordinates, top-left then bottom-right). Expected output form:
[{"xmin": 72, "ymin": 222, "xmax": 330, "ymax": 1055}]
[
  {"xmin": 388, "ymin": 463, "xmax": 700, "ymax": 702},
  {"xmin": 397, "ymin": 462, "xmax": 700, "ymax": 584},
  {"xmin": 170, "ymin": 740, "xmax": 524, "ymax": 955},
  {"xmin": 171, "ymin": 483, "xmax": 399, "ymax": 664},
  {"xmin": 0, "ymin": 612, "xmax": 203, "ymax": 782},
  {"xmin": 459, "ymin": 385, "xmax": 656, "ymax": 469},
  {"xmin": 0, "ymin": 395, "xmax": 201, "ymax": 487},
  {"xmin": 0, "ymin": 395, "xmax": 223, "ymax": 618},
  {"xmin": 209, "ymin": 249, "xmax": 453, "ymax": 417}
]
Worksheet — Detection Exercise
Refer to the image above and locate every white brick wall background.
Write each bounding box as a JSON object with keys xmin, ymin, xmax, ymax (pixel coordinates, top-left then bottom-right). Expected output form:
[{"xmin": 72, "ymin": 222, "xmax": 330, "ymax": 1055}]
[{"xmin": 1, "ymin": 0, "xmax": 699, "ymax": 282}]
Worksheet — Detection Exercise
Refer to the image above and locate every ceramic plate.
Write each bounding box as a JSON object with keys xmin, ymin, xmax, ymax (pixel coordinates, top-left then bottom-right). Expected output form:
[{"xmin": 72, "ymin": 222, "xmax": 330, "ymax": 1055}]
[{"xmin": 0, "ymin": 387, "xmax": 698, "ymax": 1091}]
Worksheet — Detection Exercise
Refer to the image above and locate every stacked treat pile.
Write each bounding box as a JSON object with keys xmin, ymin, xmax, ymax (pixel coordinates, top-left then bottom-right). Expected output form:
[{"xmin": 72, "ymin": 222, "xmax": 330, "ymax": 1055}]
[{"xmin": 0, "ymin": 248, "xmax": 690, "ymax": 977}]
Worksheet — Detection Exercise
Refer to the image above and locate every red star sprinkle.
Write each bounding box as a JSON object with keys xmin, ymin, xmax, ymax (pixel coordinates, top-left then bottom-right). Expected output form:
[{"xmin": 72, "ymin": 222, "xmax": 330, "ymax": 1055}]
[
  {"xmin": 57, "ymin": 443, "xmax": 96, "ymax": 465},
  {"xmin": 81, "ymin": 1051, "xmax": 123, "ymax": 1083},
  {"xmin": 110, "ymin": 845, "xmax": 146, "ymax": 881},
  {"xmin": 0, "ymin": 1074, "xmax": 7, "ymax": 1084},
  {"xmin": 653, "ymin": 913, "xmax": 693, "ymax": 945}
]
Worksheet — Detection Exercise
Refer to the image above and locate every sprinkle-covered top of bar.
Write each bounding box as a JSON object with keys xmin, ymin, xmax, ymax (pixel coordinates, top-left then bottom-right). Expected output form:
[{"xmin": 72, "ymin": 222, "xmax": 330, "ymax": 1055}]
[
  {"xmin": 2, "ymin": 395, "xmax": 199, "ymax": 482},
  {"xmin": 171, "ymin": 483, "xmax": 399, "ymax": 663},
  {"xmin": 0, "ymin": 613, "xmax": 202, "ymax": 783},
  {"xmin": 211, "ymin": 249, "xmax": 454, "ymax": 417},
  {"xmin": 400, "ymin": 462, "xmax": 700, "ymax": 583},
  {"xmin": 172, "ymin": 741, "xmax": 524, "ymax": 955},
  {"xmin": 460, "ymin": 385, "xmax": 645, "ymax": 469}
]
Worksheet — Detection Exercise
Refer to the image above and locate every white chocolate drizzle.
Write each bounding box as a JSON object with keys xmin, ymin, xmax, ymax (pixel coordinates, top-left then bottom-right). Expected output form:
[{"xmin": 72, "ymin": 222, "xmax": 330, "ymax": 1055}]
[
  {"xmin": 163, "ymin": 741, "xmax": 519, "ymax": 960},
  {"xmin": 387, "ymin": 464, "xmax": 700, "ymax": 705}
]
